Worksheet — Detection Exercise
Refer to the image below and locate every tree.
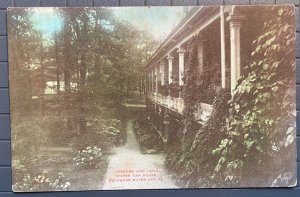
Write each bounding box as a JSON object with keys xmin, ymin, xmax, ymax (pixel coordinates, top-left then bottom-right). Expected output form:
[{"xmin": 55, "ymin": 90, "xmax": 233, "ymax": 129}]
[{"xmin": 8, "ymin": 8, "xmax": 45, "ymax": 118}]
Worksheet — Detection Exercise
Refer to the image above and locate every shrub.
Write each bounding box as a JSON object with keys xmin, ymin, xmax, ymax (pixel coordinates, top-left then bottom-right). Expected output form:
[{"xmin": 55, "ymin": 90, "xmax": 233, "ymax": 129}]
[
  {"xmin": 133, "ymin": 111, "xmax": 164, "ymax": 153},
  {"xmin": 73, "ymin": 146, "xmax": 103, "ymax": 169},
  {"xmin": 167, "ymin": 82, "xmax": 182, "ymax": 98},
  {"xmin": 72, "ymin": 117, "xmax": 122, "ymax": 151},
  {"xmin": 165, "ymin": 89, "xmax": 231, "ymax": 187},
  {"xmin": 12, "ymin": 163, "xmax": 70, "ymax": 192}
]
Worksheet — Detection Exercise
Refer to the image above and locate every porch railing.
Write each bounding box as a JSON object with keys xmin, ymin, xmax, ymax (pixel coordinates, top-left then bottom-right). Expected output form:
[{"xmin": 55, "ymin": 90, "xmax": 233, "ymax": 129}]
[{"xmin": 148, "ymin": 92, "xmax": 213, "ymax": 123}]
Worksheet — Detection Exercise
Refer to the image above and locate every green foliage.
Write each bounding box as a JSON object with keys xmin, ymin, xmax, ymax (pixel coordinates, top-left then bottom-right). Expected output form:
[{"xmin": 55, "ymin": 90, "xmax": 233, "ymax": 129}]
[
  {"xmin": 164, "ymin": 33, "xmax": 232, "ymax": 187},
  {"xmin": 12, "ymin": 115, "xmax": 64, "ymax": 156},
  {"xmin": 167, "ymin": 82, "xmax": 182, "ymax": 98},
  {"xmin": 164, "ymin": 37, "xmax": 200, "ymax": 184},
  {"xmin": 165, "ymin": 6, "xmax": 296, "ymax": 187},
  {"xmin": 197, "ymin": 86, "xmax": 217, "ymax": 104},
  {"xmin": 133, "ymin": 111, "xmax": 164, "ymax": 153},
  {"xmin": 8, "ymin": 8, "xmax": 45, "ymax": 116},
  {"xmin": 212, "ymin": 6, "xmax": 296, "ymax": 186},
  {"xmin": 158, "ymin": 83, "xmax": 169, "ymax": 96},
  {"xmin": 72, "ymin": 116, "xmax": 123, "ymax": 151},
  {"xmin": 73, "ymin": 146, "xmax": 103, "ymax": 169},
  {"xmin": 165, "ymin": 89, "xmax": 231, "ymax": 187},
  {"xmin": 181, "ymin": 36, "xmax": 200, "ymax": 148},
  {"xmin": 9, "ymin": 7, "xmax": 159, "ymax": 142}
]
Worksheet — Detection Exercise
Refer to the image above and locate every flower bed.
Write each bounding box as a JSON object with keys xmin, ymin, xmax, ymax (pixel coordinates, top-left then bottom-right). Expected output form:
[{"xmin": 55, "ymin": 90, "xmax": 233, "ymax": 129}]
[{"xmin": 73, "ymin": 146, "xmax": 103, "ymax": 169}]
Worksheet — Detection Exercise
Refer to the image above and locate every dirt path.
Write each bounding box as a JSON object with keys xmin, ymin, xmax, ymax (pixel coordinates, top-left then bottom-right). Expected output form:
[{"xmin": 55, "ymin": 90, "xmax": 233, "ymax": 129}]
[{"xmin": 102, "ymin": 120, "xmax": 177, "ymax": 190}]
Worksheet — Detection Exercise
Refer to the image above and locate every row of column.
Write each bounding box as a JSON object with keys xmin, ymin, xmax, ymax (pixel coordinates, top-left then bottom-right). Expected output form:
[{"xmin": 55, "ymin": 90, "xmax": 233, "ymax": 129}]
[
  {"xmin": 147, "ymin": 7, "xmax": 244, "ymax": 95},
  {"xmin": 148, "ymin": 47, "xmax": 186, "ymax": 94}
]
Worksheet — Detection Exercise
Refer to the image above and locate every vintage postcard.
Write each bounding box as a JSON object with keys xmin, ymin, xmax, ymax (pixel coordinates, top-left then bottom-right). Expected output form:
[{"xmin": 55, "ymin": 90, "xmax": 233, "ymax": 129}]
[{"xmin": 8, "ymin": 5, "xmax": 296, "ymax": 192}]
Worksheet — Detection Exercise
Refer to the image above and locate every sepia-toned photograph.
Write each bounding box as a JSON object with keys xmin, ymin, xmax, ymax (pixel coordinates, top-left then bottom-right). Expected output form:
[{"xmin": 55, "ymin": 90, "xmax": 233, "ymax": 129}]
[{"xmin": 8, "ymin": 5, "xmax": 296, "ymax": 192}]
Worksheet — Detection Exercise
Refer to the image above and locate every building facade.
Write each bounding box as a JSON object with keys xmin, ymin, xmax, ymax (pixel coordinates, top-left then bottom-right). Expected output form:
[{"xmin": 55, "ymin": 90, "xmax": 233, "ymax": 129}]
[{"xmin": 144, "ymin": 6, "xmax": 251, "ymax": 142}]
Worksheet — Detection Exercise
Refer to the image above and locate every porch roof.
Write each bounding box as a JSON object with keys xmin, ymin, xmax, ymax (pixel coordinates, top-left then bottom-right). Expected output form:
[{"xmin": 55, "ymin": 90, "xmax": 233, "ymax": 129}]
[{"xmin": 143, "ymin": 6, "xmax": 220, "ymax": 70}]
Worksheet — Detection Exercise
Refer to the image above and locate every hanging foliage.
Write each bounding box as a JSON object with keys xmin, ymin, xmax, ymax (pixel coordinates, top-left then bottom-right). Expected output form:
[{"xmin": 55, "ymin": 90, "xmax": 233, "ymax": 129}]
[
  {"xmin": 181, "ymin": 36, "xmax": 200, "ymax": 144},
  {"xmin": 165, "ymin": 35, "xmax": 200, "ymax": 182},
  {"xmin": 212, "ymin": 5, "xmax": 296, "ymax": 187},
  {"xmin": 165, "ymin": 5, "xmax": 296, "ymax": 188},
  {"xmin": 165, "ymin": 34, "xmax": 232, "ymax": 187}
]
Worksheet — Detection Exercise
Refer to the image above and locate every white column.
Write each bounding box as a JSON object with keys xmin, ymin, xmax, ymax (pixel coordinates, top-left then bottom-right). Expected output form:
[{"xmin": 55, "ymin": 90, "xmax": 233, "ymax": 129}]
[
  {"xmin": 152, "ymin": 67, "xmax": 155, "ymax": 92},
  {"xmin": 155, "ymin": 65, "xmax": 158, "ymax": 93},
  {"xmin": 177, "ymin": 48, "xmax": 185, "ymax": 86},
  {"xmin": 160, "ymin": 61, "xmax": 165, "ymax": 86},
  {"xmin": 227, "ymin": 14, "xmax": 244, "ymax": 92},
  {"xmin": 197, "ymin": 37, "xmax": 204, "ymax": 82},
  {"xmin": 220, "ymin": 6, "xmax": 226, "ymax": 89},
  {"xmin": 148, "ymin": 72, "xmax": 151, "ymax": 92},
  {"xmin": 167, "ymin": 55, "xmax": 174, "ymax": 84}
]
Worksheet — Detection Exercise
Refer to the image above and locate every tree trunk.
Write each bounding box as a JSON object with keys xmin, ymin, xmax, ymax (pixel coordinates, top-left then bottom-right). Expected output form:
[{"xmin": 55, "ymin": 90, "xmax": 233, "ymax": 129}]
[
  {"xmin": 126, "ymin": 78, "xmax": 129, "ymax": 97},
  {"xmin": 63, "ymin": 47, "xmax": 72, "ymax": 132},
  {"xmin": 78, "ymin": 53, "xmax": 87, "ymax": 134},
  {"xmin": 54, "ymin": 33, "xmax": 61, "ymax": 95},
  {"xmin": 39, "ymin": 41, "xmax": 45, "ymax": 115}
]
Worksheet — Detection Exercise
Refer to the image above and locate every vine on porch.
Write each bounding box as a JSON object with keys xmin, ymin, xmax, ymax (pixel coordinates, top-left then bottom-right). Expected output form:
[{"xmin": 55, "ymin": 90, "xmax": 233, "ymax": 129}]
[
  {"xmin": 211, "ymin": 5, "xmax": 296, "ymax": 186},
  {"xmin": 181, "ymin": 35, "xmax": 199, "ymax": 151},
  {"xmin": 165, "ymin": 5, "xmax": 296, "ymax": 187}
]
